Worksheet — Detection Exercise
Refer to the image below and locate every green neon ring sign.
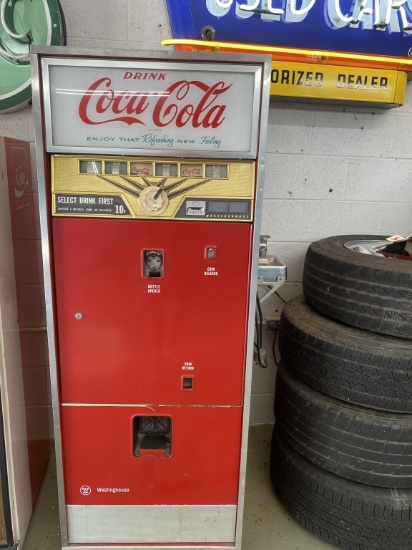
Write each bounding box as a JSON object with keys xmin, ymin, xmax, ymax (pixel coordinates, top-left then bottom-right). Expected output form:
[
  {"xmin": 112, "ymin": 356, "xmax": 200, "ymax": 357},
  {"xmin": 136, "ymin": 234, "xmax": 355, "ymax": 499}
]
[{"xmin": 0, "ymin": 0, "xmax": 66, "ymax": 113}]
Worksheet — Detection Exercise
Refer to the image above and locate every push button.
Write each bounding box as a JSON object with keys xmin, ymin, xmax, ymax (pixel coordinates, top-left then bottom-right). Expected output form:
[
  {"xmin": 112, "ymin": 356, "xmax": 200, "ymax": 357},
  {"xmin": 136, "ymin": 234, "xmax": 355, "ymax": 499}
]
[{"xmin": 206, "ymin": 247, "xmax": 216, "ymax": 259}]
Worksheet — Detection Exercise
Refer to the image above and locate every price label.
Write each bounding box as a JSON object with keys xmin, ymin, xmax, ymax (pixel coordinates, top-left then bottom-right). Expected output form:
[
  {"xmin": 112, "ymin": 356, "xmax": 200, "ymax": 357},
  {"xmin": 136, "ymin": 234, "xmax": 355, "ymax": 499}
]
[{"xmin": 54, "ymin": 194, "xmax": 130, "ymax": 216}]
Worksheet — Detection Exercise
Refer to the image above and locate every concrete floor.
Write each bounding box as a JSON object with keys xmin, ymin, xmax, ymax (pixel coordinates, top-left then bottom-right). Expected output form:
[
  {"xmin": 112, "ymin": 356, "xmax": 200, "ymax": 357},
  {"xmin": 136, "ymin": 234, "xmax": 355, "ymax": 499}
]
[{"xmin": 22, "ymin": 425, "xmax": 334, "ymax": 550}]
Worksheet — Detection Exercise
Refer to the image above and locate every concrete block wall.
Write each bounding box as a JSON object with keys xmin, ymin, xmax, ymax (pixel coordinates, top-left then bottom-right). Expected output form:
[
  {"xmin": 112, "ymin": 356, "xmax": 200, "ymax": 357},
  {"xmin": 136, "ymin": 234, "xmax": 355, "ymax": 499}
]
[
  {"xmin": 253, "ymin": 97, "xmax": 412, "ymax": 423},
  {"xmin": 1, "ymin": 0, "xmax": 411, "ymax": 425}
]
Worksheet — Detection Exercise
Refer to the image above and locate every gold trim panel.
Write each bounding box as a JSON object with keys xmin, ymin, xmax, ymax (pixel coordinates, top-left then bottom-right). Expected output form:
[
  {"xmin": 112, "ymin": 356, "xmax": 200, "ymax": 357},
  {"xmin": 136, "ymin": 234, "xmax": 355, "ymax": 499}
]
[{"xmin": 52, "ymin": 155, "xmax": 256, "ymax": 221}]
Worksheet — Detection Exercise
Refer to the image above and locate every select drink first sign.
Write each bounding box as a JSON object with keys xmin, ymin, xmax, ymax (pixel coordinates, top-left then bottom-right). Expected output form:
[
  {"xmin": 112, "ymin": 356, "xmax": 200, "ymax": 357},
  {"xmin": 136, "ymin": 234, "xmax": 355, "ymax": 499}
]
[{"xmin": 55, "ymin": 194, "xmax": 130, "ymax": 216}]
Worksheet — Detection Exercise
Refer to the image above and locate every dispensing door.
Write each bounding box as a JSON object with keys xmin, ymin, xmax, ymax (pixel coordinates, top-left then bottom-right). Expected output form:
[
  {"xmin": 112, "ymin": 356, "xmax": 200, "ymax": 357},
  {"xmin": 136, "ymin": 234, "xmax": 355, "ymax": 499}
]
[{"xmin": 31, "ymin": 48, "xmax": 270, "ymax": 549}]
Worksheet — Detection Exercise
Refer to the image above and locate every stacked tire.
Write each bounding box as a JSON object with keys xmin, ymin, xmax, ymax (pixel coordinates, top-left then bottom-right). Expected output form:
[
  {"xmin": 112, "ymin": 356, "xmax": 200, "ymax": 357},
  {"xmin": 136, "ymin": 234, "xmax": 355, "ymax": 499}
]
[{"xmin": 270, "ymin": 235, "xmax": 412, "ymax": 550}]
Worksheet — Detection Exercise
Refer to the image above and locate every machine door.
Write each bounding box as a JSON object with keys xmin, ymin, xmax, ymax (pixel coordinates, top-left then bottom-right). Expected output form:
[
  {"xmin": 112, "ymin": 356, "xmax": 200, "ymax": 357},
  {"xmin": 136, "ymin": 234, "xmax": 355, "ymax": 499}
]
[
  {"xmin": 61, "ymin": 404, "xmax": 242, "ymax": 506},
  {"xmin": 52, "ymin": 218, "xmax": 252, "ymax": 405}
]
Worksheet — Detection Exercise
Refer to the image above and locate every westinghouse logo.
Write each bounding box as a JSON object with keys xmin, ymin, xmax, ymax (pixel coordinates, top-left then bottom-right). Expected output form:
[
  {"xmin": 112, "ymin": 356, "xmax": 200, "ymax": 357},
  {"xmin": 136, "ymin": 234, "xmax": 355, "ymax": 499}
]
[
  {"xmin": 80, "ymin": 485, "xmax": 91, "ymax": 496},
  {"xmin": 97, "ymin": 487, "xmax": 130, "ymax": 493},
  {"xmin": 79, "ymin": 485, "xmax": 130, "ymax": 495}
]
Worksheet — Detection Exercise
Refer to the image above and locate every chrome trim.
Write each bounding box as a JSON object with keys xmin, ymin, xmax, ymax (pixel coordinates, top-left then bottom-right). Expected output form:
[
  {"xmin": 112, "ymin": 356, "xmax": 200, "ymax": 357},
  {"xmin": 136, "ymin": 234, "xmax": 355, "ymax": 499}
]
[
  {"xmin": 63, "ymin": 545, "xmax": 234, "ymax": 550},
  {"xmin": 66, "ymin": 504, "xmax": 236, "ymax": 545},
  {"xmin": 235, "ymin": 55, "xmax": 271, "ymax": 549},
  {"xmin": 35, "ymin": 47, "xmax": 264, "ymax": 159},
  {"xmin": 30, "ymin": 51, "xmax": 69, "ymax": 546}
]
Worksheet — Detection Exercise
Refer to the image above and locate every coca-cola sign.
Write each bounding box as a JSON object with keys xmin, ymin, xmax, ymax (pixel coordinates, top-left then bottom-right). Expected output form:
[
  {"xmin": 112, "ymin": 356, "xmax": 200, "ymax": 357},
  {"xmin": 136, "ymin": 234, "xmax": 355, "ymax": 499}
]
[
  {"xmin": 42, "ymin": 58, "xmax": 263, "ymax": 157},
  {"xmin": 79, "ymin": 77, "xmax": 231, "ymax": 128}
]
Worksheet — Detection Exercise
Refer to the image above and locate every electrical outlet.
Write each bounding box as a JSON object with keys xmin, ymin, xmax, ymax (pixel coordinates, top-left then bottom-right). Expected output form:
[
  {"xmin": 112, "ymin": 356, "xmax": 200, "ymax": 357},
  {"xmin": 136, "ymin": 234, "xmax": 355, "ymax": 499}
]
[{"xmin": 263, "ymin": 314, "xmax": 281, "ymax": 330}]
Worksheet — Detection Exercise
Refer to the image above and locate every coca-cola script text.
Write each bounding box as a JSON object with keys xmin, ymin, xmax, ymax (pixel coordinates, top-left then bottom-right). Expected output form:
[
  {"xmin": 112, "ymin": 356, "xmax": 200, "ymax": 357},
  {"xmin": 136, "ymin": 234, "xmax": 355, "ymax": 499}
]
[{"xmin": 79, "ymin": 78, "xmax": 232, "ymax": 128}]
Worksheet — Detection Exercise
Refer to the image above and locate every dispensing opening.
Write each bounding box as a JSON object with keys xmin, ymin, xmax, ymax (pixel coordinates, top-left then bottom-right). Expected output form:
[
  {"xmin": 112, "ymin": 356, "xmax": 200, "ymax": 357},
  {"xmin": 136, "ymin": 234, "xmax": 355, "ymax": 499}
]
[{"xmin": 133, "ymin": 416, "xmax": 171, "ymax": 458}]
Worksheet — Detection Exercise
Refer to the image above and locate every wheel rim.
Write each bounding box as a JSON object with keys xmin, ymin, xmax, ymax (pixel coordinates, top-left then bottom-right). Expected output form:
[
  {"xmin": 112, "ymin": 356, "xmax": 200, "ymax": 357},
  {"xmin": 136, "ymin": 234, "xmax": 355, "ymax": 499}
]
[
  {"xmin": 343, "ymin": 239, "xmax": 389, "ymax": 255},
  {"xmin": 344, "ymin": 238, "xmax": 412, "ymax": 260}
]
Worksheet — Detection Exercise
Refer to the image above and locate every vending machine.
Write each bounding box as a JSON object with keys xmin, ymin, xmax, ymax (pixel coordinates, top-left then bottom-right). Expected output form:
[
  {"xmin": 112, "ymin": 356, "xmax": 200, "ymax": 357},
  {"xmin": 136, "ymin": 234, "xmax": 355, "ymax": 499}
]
[{"xmin": 31, "ymin": 47, "xmax": 270, "ymax": 550}]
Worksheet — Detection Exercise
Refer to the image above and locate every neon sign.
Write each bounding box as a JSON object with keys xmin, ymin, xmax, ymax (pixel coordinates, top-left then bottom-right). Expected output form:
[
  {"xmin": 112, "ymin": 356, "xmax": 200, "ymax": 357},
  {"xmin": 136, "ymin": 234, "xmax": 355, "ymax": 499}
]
[
  {"xmin": 0, "ymin": 0, "xmax": 65, "ymax": 112},
  {"xmin": 166, "ymin": 0, "xmax": 412, "ymax": 56}
]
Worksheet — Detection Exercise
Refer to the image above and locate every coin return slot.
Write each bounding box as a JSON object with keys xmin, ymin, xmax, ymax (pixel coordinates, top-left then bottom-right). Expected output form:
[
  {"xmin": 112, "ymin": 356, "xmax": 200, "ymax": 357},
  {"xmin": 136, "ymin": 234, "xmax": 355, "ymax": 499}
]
[
  {"xmin": 182, "ymin": 377, "xmax": 194, "ymax": 390},
  {"xmin": 133, "ymin": 416, "xmax": 171, "ymax": 458}
]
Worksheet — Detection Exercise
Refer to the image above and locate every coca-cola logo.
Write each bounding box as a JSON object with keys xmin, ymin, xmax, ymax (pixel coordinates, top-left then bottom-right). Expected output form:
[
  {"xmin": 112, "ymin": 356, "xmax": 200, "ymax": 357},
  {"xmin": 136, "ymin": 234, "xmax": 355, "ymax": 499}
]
[
  {"xmin": 79, "ymin": 78, "xmax": 231, "ymax": 128},
  {"xmin": 181, "ymin": 167, "xmax": 202, "ymax": 177},
  {"xmin": 131, "ymin": 167, "xmax": 151, "ymax": 175},
  {"xmin": 14, "ymin": 167, "xmax": 29, "ymax": 199}
]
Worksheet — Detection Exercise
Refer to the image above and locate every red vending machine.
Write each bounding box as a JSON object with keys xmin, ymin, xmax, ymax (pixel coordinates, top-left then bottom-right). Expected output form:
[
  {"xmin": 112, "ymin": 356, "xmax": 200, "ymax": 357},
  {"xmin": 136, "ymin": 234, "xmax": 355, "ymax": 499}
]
[{"xmin": 31, "ymin": 47, "xmax": 270, "ymax": 550}]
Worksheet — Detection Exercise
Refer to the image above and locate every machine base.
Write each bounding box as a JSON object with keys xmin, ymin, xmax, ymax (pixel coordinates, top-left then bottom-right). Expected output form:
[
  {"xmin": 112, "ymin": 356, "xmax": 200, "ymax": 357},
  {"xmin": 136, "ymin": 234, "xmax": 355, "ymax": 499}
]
[{"xmin": 67, "ymin": 504, "xmax": 236, "ymax": 545}]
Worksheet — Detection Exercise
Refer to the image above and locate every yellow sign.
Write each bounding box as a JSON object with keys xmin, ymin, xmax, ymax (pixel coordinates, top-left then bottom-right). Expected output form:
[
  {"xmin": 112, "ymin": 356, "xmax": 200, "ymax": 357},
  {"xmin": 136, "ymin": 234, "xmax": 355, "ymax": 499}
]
[{"xmin": 270, "ymin": 62, "xmax": 407, "ymax": 107}]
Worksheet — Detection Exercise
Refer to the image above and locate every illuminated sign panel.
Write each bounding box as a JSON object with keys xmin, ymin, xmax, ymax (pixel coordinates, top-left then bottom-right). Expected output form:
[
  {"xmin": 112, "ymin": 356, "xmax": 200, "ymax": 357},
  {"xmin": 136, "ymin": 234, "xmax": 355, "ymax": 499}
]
[
  {"xmin": 166, "ymin": 0, "xmax": 412, "ymax": 57},
  {"xmin": 41, "ymin": 58, "xmax": 262, "ymax": 157},
  {"xmin": 270, "ymin": 62, "xmax": 407, "ymax": 105}
]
